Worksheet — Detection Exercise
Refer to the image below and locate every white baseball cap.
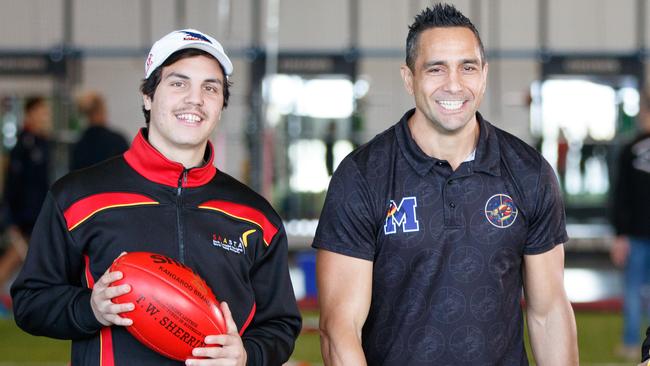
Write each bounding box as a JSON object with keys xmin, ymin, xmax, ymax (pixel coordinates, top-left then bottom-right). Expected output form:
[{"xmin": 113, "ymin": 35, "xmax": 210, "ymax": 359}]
[{"xmin": 144, "ymin": 29, "xmax": 233, "ymax": 79}]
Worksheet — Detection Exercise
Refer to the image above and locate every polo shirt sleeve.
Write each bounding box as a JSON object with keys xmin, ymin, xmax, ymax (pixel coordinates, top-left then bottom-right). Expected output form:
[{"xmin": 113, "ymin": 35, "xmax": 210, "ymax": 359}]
[
  {"xmin": 524, "ymin": 158, "xmax": 569, "ymax": 254},
  {"xmin": 312, "ymin": 157, "xmax": 378, "ymax": 261}
]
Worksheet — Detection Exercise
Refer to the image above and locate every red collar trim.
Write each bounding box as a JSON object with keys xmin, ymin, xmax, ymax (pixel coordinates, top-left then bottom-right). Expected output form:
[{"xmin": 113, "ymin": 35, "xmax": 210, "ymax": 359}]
[{"xmin": 124, "ymin": 129, "xmax": 216, "ymax": 188}]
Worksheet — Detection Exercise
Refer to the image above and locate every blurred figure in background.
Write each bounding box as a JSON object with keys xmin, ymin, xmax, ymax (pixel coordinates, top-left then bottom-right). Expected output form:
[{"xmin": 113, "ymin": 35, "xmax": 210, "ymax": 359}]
[
  {"xmin": 324, "ymin": 120, "xmax": 337, "ymax": 176},
  {"xmin": 611, "ymin": 90, "xmax": 650, "ymax": 361},
  {"xmin": 642, "ymin": 327, "xmax": 650, "ymax": 365},
  {"xmin": 70, "ymin": 91, "xmax": 128, "ymax": 171},
  {"xmin": 0, "ymin": 96, "xmax": 52, "ymax": 313}
]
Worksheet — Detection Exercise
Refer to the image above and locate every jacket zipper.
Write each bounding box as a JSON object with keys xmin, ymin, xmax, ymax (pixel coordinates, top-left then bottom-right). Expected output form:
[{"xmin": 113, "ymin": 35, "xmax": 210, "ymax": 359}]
[{"xmin": 176, "ymin": 170, "xmax": 188, "ymax": 263}]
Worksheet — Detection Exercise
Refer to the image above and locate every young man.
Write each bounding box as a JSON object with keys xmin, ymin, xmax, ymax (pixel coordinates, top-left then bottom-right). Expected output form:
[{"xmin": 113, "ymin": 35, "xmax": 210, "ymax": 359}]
[
  {"xmin": 11, "ymin": 29, "xmax": 301, "ymax": 366},
  {"xmin": 313, "ymin": 4, "xmax": 578, "ymax": 365}
]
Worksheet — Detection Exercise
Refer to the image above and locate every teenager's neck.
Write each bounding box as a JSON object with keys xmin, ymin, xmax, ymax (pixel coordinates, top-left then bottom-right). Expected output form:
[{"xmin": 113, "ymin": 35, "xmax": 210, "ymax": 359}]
[
  {"xmin": 148, "ymin": 138, "xmax": 207, "ymax": 169},
  {"xmin": 169, "ymin": 148, "xmax": 206, "ymax": 169},
  {"xmin": 408, "ymin": 114, "xmax": 479, "ymax": 171}
]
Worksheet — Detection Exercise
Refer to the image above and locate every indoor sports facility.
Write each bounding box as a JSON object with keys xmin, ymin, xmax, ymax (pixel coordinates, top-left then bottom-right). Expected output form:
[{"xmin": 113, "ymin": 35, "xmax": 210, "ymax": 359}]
[{"xmin": 1, "ymin": 0, "xmax": 650, "ymax": 365}]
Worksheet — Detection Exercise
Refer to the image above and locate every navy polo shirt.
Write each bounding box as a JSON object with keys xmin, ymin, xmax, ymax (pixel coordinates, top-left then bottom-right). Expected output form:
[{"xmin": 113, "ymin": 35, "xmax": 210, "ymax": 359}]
[{"xmin": 313, "ymin": 109, "xmax": 568, "ymax": 365}]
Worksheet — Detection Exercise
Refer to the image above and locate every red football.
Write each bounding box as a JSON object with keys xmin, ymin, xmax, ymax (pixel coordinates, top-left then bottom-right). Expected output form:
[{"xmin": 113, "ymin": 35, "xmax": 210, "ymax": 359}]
[{"xmin": 110, "ymin": 252, "xmax": 226, "ymax": 361}]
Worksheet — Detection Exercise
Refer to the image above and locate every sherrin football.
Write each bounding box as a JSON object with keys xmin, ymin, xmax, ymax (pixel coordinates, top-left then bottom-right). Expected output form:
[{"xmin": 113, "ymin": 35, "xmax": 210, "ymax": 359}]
[{"xmin": 110, "ymin": 252, "xmax": 227, "ymax": 361}]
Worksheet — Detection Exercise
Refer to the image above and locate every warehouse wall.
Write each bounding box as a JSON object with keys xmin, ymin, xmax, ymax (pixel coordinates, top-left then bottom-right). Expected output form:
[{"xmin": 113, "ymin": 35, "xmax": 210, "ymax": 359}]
[{"xmin": 1, "ymin": 0, "xmax": 649, "ymax": 181}]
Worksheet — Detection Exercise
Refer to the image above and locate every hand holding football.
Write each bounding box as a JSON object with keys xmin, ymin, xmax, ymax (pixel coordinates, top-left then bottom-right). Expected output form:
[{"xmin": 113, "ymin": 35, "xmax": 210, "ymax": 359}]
[{"xmin": 110, "ymin": 252, "xmax": 226, "ymax": 361}]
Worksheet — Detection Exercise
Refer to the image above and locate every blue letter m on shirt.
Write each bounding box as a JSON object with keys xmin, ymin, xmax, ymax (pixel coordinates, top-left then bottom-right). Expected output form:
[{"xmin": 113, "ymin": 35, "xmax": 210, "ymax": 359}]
[{"xmin": 384, "ymin": 197, "xmax": 419, "ymax": 235}]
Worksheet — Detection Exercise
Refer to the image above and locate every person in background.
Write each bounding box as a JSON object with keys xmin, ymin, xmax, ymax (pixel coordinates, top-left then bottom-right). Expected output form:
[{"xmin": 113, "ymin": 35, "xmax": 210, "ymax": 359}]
[
  {"xmin": 612, "ymin": 90, "xmax": 650, "ymax": 362},
  {"xmin": 324, "ymin": 120, "xmax": 337, "ymax": 176},
  {"xmin": 70, "ymin": 91, "xmax": 129, "ymax": 170},
  {"xmin": 0, "ymin": 96, "xmax": 52, "ymax": 314},
  {"xmin": 642, "ymin": 328, "xmax": 650, "ymax": 365}
]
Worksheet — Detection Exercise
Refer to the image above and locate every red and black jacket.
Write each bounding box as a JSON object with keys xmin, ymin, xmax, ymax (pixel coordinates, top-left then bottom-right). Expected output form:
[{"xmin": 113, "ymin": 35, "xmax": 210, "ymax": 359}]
[{"xmin": 11, "ymin": 129, "xmax": 302, "ymax": 365}]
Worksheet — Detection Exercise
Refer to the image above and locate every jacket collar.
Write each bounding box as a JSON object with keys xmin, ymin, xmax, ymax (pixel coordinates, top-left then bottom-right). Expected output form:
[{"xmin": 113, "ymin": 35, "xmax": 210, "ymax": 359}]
[{"xmin": 124, "ymin": 128, "xmax": 216, "ymax": 188}]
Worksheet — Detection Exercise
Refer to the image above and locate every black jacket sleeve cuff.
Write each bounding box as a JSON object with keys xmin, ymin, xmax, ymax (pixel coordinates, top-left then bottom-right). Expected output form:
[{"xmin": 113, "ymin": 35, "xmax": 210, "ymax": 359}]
[
  {"xmin": 72, "ymin": 289, "xmax": 104, "ymax": 335},
  {"xmin": 243, "ymin": 338, "xmax": 262, "ymax": 366}
]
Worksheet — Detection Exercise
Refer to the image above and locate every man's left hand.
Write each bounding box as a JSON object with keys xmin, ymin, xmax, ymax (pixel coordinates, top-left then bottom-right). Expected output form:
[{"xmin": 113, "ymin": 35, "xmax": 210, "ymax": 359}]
[{"xmin": 185, "ymin": 302, "xmax": 247, "ymax": 366}]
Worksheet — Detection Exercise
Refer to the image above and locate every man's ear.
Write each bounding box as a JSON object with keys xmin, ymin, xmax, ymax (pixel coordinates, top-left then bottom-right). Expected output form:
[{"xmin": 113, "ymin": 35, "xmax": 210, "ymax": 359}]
[
  {"xmin": 142, "ymin": 94, "xmax": 152, "ymax": 111},
  {"xmin": 400, "ymin": 65, "xmax": 415, "ymax": 96}
]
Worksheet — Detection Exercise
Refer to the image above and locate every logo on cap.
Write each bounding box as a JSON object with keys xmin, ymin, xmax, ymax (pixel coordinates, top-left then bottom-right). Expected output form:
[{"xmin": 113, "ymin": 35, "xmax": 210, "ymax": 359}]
[
  {"xmin": 181, "ymin": 30, "xmax": 212, "ymax": 44},
  {"xmin": 145, "ymin": 53, "xmax": 154, "ymax": 74},
  {"xmin": 145, "ymin": 29, "xmax": 232, "ymax": 79}
]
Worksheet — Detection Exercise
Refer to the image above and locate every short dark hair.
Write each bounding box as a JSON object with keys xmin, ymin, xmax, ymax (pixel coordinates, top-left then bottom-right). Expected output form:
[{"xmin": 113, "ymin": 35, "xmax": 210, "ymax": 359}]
[
  {"xmin": 24, "ymin": 96, "xmax": 46, "ymax": 114},
  {"xmin": 140, "ymin": 48, "xmax": 232, "ymax": 125},
  {"xmin": 406, "ymin": 3, "xmax": 485, "ymax": 71}
]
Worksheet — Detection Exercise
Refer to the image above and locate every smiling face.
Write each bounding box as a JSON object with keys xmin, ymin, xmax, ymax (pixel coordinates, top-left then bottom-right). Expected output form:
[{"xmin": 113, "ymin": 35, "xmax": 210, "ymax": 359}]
[
  {"xmin": 143, "ymin": 54, "xmax": 225, "ymax": 165},
  {"xmin": 401, "ymin": 26, "xmax": 488, "ymax": 135}
]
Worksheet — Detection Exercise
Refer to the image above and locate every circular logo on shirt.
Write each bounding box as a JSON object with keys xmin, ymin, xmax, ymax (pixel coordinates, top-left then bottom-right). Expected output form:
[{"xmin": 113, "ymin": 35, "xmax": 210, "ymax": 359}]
[
  {"xmin": 431, "ymin": 287, "xmax": 466, "ymax": 324},
  {"xmin": 449, "ymin": 246, "xmax": 483, "ymax": 283},
  {"xmin": 408, "ymin": 326, "xmax": 445, "ymax": 361},
  {"xmin": 449, "ymin": 325, "xmax": 485, "ymax": 361},
  {"xmin": 487, "ymin": 322, "xmax": 508, "ymax": 356},
  {"xmin": 484, "ymin": 194, "xmax": 518, "ymax": 228}
]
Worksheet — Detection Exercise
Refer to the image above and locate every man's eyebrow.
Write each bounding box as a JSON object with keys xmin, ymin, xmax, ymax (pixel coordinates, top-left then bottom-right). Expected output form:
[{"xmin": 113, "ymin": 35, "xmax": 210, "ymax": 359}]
[
  {"xmin": 204, "ymin": 78, "xmax": 223, "ymax": 85},
  {"xmin": 422, "ymin": 58, "xmax": 482, "ymax": 68},
  {"xmin": 422, "ymin": 60, "xmax": 446, "ymax": 68},
  {"xmin": 460, "ymin": 58, "xmax": 482, "ymax": 65},
  {"xmin": 164, "ymin": 72, "xmax": 190, "ymax": 80},
  {"xmin": 164, "ymin": 72, "xmax": 222, "ymax": 85}
]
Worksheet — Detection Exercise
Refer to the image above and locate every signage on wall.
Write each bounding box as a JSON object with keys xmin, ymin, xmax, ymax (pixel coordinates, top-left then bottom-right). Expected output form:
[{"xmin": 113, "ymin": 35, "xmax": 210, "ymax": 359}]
[
  {"xmin": 250, "ymin": 51, "xmax": 358, "ymax": 77},
  {"xmin": 0, "ymin": 51, "xmax": 77, "ymax": 76},
  {"xmin": 541, "ymin": 54, "xmax": 643, "ymax": 80}
]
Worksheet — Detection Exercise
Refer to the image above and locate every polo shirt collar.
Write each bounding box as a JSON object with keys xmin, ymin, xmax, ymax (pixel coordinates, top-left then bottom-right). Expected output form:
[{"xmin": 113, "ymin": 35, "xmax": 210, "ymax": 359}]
[
  {"xmin": 396, "ymin": 109, "xmax": 501, "ymax": 176},
  {"xmin": 473, "ymin": 112, "xmax": 501, "ymax": 176},
  {"xmin": 395, "ymin": 109, "xmax": 436, "ymax": 176}
]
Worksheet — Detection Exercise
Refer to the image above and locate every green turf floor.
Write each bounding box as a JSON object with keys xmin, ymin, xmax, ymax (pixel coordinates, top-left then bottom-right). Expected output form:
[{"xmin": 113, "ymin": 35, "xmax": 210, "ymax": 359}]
[
  {"xmin": 0, "ymin": 318, "xmax": 69, "ymax": 363},
  {"xmin": 0, "ymin": 311, "xmax": 642, "ymax": 365}
]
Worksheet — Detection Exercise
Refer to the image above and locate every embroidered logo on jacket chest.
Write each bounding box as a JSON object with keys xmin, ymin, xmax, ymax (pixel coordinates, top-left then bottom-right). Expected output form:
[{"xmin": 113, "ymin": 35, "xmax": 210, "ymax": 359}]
[{"xmin": 212, "ymin": 229, "xmax": 256, "ymax": 254}]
